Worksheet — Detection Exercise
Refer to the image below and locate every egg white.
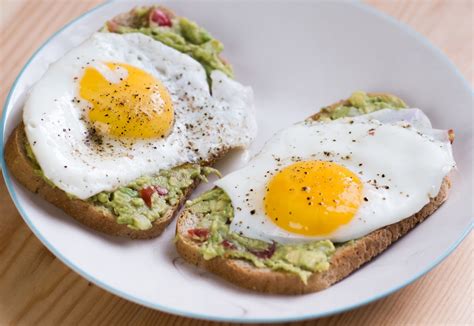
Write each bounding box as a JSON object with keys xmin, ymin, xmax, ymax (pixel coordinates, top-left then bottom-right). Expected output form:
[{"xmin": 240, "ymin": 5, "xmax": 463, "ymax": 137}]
[
  {"xmin": 215, "ymin": 109, "xmax": 455, "ymax": 243},
  {"xmin": 23, "ymin": 33, "xmax": 257, "ymax": 199}
]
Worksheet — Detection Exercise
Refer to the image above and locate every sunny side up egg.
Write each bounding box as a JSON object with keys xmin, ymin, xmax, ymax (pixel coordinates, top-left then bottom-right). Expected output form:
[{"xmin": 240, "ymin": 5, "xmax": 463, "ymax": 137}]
[
  {"xmin": 23, "ymin": 33, "xmax": 257, "ymax": 200},
  {"xmin": 215, "ymin": 109, "xmax": 456, "ymax": 243}
]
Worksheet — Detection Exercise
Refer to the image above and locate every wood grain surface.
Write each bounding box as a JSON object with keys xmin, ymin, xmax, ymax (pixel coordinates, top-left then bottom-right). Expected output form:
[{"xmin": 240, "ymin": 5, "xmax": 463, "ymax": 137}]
[{"xmin": 0, "ymin": 0, "xmax": 472, "ymax": 325}]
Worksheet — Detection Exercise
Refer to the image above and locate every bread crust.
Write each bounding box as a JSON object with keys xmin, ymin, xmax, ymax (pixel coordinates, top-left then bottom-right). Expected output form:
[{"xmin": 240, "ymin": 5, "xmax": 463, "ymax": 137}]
[
  {"xmin": 4, "ymin": 124, "xmax": 226, "ymax": 239},
  {"xmin": 175, "ymin": 93, "xmax": 452, "ymax": 294}
]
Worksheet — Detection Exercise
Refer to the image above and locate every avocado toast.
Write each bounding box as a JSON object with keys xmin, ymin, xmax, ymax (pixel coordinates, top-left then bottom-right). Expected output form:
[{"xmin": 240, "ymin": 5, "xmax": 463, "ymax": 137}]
[
  {"xmin": 4, "ymin": 5, "xmax": 254, "ymax": 239},
  {"xmin": 175, "ymin": 92, "xmax": 453, "ymax": 294},
  {"xmin": 5, "ymin": 124, "xmax": 227, "ymax": 239}
]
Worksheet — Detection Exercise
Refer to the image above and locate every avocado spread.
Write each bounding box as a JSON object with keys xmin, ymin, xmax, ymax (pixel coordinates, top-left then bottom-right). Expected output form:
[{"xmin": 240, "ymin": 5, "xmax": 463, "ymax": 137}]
[
  {"xmin": 317, "ymin": 91, "xmax": 407, "ymax": 120},
  {"xmin": 90, "ymin": 165, "xmax": 218, "ymax": 230},
  {"xmin": 186, "ymin": 188, "xmax": 336, "ymax": 283},
  {"xmin": 102, "ymin": 6, "xmax": 233, "ymax": 79},
  {"xmin": 25, "ymin": 140, "xmax": 218, "ymax": 231},
  {"xmin": 185, "ymin": 91, "xmax": 407, "ymax": 282}
]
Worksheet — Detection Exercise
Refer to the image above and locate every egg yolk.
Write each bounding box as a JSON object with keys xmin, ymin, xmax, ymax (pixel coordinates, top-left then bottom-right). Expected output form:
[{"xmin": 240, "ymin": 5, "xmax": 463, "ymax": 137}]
[
  {"xmin": 264, "ymin": 161, "xmax": 363, "ymax": 236},
  {"xmin": 79, "ymin": 62, "xmax": 174, "ymax": 139}
]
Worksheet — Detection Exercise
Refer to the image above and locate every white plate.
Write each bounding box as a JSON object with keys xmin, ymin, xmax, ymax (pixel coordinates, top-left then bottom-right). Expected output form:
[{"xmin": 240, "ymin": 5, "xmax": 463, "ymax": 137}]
[{"xmin": 1, "ymin": 0, "xmax": 473, "ymax": 323}]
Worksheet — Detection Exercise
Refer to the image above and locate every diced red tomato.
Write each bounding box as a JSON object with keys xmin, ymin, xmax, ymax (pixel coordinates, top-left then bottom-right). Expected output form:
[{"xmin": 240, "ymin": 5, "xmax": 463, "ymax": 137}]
[
  {"xmin": 249, "ymin": 242, "xmax": 276, "ymax": 259},
  {"xmin": 188, "ymin": 228, "xmax": 209, "ymax": 240},
  {"xmin": 140, "ymin": 187, "xmax": 155, "ymax": 208},
  {"xmin": 221, "ymin": 240, "xmax": 237, "ymax": 250},
  {"xmin": 139, "ymin": 185, "xmax": 169, "ymax": 208},
  {"xmin": 150, "ymin": 8, "xmax": 172, "ymax": 27}
]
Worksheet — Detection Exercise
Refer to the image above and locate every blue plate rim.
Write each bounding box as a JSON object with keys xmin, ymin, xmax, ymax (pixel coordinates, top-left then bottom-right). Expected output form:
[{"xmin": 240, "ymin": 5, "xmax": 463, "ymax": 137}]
[{"xmin": 1, "ymin": 0, "xmax": 473, "ymax": 323}]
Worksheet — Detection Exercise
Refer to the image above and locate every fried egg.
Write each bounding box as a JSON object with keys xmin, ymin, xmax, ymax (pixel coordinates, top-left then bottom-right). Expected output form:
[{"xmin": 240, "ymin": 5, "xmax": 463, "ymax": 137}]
[
  {"xmin": 23, "ymin": 33, "xmax": 256, "ymax": 199},
  {"xmin": 215, "ymin": 109, "xmax": 455, "ymax": 243}
]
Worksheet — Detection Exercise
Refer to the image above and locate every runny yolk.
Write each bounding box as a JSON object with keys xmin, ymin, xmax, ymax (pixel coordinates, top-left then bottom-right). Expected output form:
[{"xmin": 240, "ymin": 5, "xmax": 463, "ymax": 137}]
[
  {"xmin": 264, "ymin": 160, "xmax": 363, "ymax": 236},
  {"xmin": 79, "ymin": 62, "xmax": 174, "ymax": 139}
]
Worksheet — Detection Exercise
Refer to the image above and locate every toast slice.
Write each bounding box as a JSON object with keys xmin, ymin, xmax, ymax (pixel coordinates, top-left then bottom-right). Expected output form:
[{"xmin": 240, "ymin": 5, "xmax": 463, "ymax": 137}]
[
  {"xmin": 175, "ymin": 93, "xmax": 451, "ymax": 294},
  {"xmin": 4, "ymin": 124, "xmax": 229, "ymax": 239},
  {"xmin": 4, "ymin": 6, "xmax": 242, "ymax": 239}
]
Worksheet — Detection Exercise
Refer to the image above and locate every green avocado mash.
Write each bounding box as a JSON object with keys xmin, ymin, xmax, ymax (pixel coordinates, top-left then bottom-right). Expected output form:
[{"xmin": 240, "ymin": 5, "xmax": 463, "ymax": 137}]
[
  {"xmin": 25, "ymin": 140, "xmax": 218, "ymax": 231},
  {"xmin": 185, "ymin": 92, "xmax": 407, "ymax": 282},
  {"xmin": 102, "ymin": 6, "xmax": 233, "ymax": 80},
  {"xmin": 317, "ymin": 91, "xmax": 407, "ymax": 120},
  {"xmin": 25, "ymin": 141, "xmax": 58, "ymax": 189},
  {"xmin": 186, "ymin": 188, "xmax": 335, "ymax": 283},
  {"xmin": 90, "ymin": 165, "xmax": 218, "ymax": 230}
]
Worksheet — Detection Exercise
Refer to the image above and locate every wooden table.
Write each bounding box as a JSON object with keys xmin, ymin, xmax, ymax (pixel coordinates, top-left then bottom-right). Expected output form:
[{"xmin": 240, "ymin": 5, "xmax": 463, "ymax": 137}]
[{"xmin": 0, "ymin": 1, "xmax": 472, "ymax": 324}]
